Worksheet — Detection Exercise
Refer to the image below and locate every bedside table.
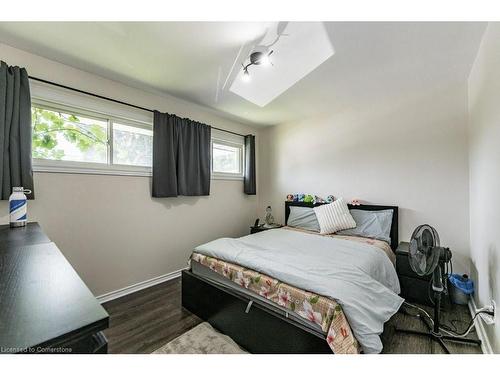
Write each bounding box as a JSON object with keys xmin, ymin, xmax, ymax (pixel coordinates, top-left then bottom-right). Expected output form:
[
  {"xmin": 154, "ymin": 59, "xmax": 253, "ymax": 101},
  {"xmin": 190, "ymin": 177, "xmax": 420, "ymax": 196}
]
[
  {"xmin": 250, "ymin": 225, "xmax": 283, "ymax": 234},
  {"xmin": 396, "ymin": 242, "xmax": 433, "ymax": 306}
]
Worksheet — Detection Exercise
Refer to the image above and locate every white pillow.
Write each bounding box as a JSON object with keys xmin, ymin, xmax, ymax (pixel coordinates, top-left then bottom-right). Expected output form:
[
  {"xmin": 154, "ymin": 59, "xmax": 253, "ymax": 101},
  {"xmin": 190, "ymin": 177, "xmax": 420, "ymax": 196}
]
[{"xmin": 313, "ymin": 198, "xmax": 356, "ymax": 234}]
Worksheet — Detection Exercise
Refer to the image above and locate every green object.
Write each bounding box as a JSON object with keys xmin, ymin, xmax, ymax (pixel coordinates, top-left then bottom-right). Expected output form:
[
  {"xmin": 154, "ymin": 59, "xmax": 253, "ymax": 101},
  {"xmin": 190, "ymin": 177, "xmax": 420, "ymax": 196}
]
[
  {"xmin": 32, "ymin": 106, "xmax": 107, "ymax": 160},
  {"xmin": 304, "ymin": 194, "xmax": 314, "ymax": 203}
]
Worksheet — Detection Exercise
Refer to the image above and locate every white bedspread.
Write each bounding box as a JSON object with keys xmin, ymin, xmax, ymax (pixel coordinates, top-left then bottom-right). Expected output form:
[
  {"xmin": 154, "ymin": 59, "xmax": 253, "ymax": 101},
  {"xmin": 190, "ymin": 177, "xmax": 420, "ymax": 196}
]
[{"xmin": 194, "ymin": 228, "xmax": 403, "ymax": 353}]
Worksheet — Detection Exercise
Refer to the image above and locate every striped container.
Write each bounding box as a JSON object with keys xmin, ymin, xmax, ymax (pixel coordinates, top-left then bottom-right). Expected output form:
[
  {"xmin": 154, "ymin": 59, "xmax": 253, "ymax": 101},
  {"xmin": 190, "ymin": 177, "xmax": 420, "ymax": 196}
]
[{"xmin": 9, "ymin": 187, "xmax": 31, "ymax": 228}]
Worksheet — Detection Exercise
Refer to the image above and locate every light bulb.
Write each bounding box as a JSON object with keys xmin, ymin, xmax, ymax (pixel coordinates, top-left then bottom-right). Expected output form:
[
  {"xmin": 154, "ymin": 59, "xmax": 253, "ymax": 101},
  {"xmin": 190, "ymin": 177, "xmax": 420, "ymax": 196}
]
[
  {"xmin": 242, "ymin": 70, "xmax": 251, "ymax": 83},
  {"xmin": 259, "ymin": 54, "xmax": 271, "ymax": 66}
]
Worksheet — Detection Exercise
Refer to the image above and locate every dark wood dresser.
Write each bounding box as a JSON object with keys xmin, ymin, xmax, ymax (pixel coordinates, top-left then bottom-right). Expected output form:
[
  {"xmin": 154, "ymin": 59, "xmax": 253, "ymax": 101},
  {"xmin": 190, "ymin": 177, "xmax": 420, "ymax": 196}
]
[{"xmin": 0, "ymin": 223, "xmax": 109, "ymax": 354}]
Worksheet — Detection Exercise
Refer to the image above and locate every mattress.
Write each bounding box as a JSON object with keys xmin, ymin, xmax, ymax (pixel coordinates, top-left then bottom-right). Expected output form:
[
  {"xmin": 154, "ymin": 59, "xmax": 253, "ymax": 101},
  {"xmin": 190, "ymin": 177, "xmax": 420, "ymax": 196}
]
[
  {"xmin": 191, "ymin": 260, "xmax": 325, "ymax": 335},
  {"xmin": 192, "ymin": 227, "xmax": 403, "ymax": 354},
  {"xmin": 191, "ymin": 251, "xmax": 360, "ymax": 354}
]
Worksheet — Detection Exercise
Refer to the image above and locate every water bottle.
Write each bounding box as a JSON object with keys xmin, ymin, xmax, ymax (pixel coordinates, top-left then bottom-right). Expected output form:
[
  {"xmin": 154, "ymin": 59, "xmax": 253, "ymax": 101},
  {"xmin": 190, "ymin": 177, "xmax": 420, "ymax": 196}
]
[{"xmin": 9, "ymin": 187, "xmax": 31, "ymax": 228}]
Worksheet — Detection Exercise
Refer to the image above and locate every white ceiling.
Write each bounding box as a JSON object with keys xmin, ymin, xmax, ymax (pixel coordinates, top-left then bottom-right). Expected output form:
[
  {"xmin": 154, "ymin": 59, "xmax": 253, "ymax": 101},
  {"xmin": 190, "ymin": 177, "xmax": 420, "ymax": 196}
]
[
  {"xmin": 230, "ymin": 22, "xmax": 335, "ymax": 107},
  {"xmin": 0, "ymin": 22, "xmax": 487, "ymax": 126}
]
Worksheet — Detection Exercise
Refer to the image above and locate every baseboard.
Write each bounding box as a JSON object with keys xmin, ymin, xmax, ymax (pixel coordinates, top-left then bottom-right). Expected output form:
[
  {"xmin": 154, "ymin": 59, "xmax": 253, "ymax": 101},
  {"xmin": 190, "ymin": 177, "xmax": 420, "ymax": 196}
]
[
  {"xmin": 468, "ymin": 298, "xmax": 494, "ymax": 354},
  {"xmin": 97, "ymin": 267, "xmax": 188, "ymax": 304}
]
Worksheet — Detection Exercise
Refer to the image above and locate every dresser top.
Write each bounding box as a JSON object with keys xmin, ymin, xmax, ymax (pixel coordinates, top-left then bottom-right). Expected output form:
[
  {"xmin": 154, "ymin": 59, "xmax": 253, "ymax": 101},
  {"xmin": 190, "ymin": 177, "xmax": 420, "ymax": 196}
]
[
  {"xmin": 0, "ymin": 222, "xmax": 50, "ymax": 247},
  {"xmin": 395, "ymin": 241, "xmax": 409, "ymax": 255},
  {"xmin": 0, "ymin": 223, "xmax": 108, "ymax": 351}
]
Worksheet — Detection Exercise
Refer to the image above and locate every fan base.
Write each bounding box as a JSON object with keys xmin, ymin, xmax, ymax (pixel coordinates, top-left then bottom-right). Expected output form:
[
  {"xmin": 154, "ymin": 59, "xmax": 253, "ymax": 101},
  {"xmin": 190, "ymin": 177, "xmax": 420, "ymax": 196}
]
[{"xmin": 395, "ymin": 315, "xmax": 482, "ymax": 354}]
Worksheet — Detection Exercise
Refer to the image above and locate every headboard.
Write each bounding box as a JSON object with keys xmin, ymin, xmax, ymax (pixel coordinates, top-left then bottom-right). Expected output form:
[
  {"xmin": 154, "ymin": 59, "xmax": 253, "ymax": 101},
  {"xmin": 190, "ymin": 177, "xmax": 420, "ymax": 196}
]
[{"xmin": 285, "ymin": 201, "xmax": 399, "ymax": 251}]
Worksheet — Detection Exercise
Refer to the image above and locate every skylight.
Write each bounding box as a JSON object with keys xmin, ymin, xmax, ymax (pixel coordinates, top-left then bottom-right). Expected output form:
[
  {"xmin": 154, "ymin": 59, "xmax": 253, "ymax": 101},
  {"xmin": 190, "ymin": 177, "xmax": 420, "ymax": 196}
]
[{"xmin": 230, "ymin": 22, "xmax": 335, "ymax": 107}]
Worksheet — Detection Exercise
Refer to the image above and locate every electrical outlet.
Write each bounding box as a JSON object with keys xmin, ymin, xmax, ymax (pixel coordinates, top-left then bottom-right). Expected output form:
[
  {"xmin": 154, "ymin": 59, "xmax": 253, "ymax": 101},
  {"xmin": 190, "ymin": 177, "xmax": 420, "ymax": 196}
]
[{"xmin": 478, "ymin": 300, "xmax": 496, "ymax": 325}]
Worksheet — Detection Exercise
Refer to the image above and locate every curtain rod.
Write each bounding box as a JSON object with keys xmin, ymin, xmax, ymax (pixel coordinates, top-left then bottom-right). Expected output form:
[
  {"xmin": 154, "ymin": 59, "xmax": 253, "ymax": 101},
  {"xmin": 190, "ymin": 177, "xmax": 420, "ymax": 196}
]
[{"xmin": 28, "ymin": 76, "xmax": 248, "ymax": 138}]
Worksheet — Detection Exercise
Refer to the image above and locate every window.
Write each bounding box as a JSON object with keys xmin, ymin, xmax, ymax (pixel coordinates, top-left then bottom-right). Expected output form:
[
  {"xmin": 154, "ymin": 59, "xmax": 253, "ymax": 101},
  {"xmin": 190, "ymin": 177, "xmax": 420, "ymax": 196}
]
[
  {"xmin": 211, "ymin": 138, "xmax": 244, "ymax": 179},
  {"xmin": 112, "ymin": 122, "xmax": 153, "ymax": 167},
  {"xmin": 32, "ymin": 106, "xmax": 108, "ymax": 164},
  {"xmin": 30, "ymin": 93, "xmax": 245, "ymax": 180},
  {"xmin": 31, "ymin": 101, "xmax": 153, "ymax": 176}
]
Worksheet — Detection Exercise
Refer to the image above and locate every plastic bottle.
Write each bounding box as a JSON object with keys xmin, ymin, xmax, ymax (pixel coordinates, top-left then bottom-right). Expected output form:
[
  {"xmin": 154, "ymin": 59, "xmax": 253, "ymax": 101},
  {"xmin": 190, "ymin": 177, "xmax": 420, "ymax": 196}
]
[{"xmin": 9, "ymin": 187, "xmax": 31, "ymax": 228}]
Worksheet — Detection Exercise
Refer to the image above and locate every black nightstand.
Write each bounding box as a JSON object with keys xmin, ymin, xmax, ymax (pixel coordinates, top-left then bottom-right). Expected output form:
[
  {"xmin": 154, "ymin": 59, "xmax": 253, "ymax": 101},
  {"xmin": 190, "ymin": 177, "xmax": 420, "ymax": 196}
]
[
  {"xmin": 250, "ymin": 225, "xmax": 283, "ymax": 234},
  {"xmin": 396, "ymin": 242, "xmax": 433, "ymax": 306}
]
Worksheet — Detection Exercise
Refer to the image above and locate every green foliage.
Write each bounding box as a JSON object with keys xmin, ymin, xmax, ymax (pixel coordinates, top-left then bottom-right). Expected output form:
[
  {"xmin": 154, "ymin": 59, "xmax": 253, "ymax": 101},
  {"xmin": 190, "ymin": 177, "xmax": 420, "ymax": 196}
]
[
  {"xmin": 32, "ymin": 107, "xmax": 153, "ymax": 167},
  {"xmin": 333, "ymin": 304, "xmax": 342, "ymax": 318},
  {"xmin": 31, "ymin": 107, "xmax": 107, "ymax": 160},
  {"xmin": 251, "ymin": 275, "xmax": 261, "ymax": 284},
  {"xmin": 309, "ymin": 295, "xmax": 319, "ymax": 304}
]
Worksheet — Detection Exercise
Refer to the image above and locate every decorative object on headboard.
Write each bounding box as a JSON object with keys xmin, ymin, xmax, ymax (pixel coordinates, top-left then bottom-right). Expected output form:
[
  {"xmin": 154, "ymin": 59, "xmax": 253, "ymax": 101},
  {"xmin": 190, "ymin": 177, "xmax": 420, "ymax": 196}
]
[
  {"xmin": 303, "ymin": 194, "xmax": 314, "ymax": 203},
  {"xmin": 286, "ymin": 194, "xmax": 335, "ymax": 204},
  {"xmin": 284, "ymin": 201, "xmax": 399, "ymax": 250},
  {"xmin": 350, "ymin": 198, "xmax": 361, "ymax": 206},
  {"xmin": 313, "ymin": 195, "xmax": 326, "ymax": 204}
]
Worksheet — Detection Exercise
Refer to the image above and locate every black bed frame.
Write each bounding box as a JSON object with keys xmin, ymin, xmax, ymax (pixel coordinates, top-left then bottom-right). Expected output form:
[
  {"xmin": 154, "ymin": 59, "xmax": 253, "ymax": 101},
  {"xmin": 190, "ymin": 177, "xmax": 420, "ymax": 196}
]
[
  {"xmin": 285, "ymin": 201, "xmax": 399, "ymax": 250},
  {"xmin": 182, "ymin": 202, "xmax": 399, "ymax": 353}
]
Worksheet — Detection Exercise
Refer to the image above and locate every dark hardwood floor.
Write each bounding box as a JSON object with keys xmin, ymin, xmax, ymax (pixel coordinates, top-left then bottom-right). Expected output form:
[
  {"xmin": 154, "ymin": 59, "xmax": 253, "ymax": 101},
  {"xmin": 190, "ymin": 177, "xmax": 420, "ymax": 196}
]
[
  {"xmin": 102, "ymin": 278, "xmax": 201, "ymax": 354},
  {"xmin": 103, "ymin": 278, "xmax": 482, "ymax": 354},
  {"xmin": 382, "ymin": 302, "xmax": 482, "ymax": 354}
]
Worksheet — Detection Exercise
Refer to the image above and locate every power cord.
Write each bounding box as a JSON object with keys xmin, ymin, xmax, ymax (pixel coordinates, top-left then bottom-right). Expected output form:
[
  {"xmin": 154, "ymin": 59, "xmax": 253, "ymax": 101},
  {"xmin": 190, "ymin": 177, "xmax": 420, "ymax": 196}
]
[
  {"xmin": 441, "ymin": 311, "xmax": 481, "ymax": 336},
  {"xmin": 402, "ymin": 303, "xmax": 463, "ymax": 334},
  {"xmin": 440, "ymin": 306, "xmax": 494, "ymax": 333},
  {"xmin": 402, "ymin": 301, "xmax": 487, "ymax": 338}
]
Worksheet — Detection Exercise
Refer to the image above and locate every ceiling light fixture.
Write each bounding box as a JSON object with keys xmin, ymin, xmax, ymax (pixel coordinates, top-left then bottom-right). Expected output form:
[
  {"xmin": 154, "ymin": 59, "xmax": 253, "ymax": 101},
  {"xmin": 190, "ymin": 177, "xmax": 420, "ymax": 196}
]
[
  {"xmin": 258, "ymin": 52, "xmax": 271, "ymax": 66},
  {"xmin": 242, "ymin": 68, "xmax": 251, "ymax": 83},
  {"xmin": 241, "ymin": 49, "xmax": 273, "ymax": 82}
]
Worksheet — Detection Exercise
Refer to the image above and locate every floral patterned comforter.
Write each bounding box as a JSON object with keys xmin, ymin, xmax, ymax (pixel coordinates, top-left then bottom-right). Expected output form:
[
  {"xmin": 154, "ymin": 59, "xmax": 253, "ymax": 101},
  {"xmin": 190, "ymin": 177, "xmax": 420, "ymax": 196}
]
[{"xmin": 191, "ymin": 251, "xmax": 361, "ymax": 354}]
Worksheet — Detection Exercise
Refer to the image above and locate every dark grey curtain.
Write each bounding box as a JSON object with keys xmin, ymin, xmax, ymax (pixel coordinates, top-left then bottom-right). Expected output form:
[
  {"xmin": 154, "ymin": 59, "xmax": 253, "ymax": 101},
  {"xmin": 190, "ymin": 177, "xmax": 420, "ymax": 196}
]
[
  {"xmin": 0, "ymin": 61, "xmax": 34, "ymax": 200},
  {"xmin": 244, "ymin": 134, "xmax": 256, "ymax": 195},
  {"xmin": 152, "ymin": 111, "xmax": 211, "ymax": 197}
]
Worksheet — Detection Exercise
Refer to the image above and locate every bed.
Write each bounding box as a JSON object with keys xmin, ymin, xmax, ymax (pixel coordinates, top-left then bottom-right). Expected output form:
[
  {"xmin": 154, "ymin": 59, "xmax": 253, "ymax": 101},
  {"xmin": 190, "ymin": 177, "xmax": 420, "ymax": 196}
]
[{"xmin": 182, "ymin": 201, "xmax": 403, "ymax": 354}]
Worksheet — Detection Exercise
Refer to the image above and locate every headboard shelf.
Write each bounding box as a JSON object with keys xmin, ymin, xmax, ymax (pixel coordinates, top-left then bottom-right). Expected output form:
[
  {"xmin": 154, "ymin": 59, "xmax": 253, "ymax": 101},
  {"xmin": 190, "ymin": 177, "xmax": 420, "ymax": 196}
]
[{"xmin": 284, "ymin": 201, "xmax": 399, "ymax": 251}]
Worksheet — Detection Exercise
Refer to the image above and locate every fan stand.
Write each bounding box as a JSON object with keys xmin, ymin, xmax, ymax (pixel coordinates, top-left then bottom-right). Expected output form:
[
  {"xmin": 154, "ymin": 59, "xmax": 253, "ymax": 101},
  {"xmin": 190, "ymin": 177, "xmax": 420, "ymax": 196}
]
[{"xmin": 396, "ymin": 265, "xmax": 482, "ymax": 354}]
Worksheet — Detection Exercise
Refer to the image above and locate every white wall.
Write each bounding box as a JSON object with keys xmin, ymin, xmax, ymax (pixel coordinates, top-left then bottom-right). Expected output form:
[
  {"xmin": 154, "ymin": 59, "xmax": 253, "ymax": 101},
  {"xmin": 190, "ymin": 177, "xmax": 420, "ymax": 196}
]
[
  {"xmin": 468, "ymin": 23, "xmax": 500, "ymax": 353},
  {"xmin": 0, "ymin": 43, "xmax": 259, "ymax": 296},
  {"xmin": 258, "ymin": 81, "xmax": 471, "ymax": 272}
]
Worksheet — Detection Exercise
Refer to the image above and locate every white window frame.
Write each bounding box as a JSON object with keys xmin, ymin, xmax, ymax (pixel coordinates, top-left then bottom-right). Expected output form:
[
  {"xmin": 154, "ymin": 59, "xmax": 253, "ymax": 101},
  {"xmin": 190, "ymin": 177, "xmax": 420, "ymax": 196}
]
[
  {"xmin": 211, "ymin": 133, "xmax": 245, "ymax": 181},
  {"xmin": 30, "ymin": 87, "xmax": 246, "ymax": 180},
  {"xmin": 31, "ymin": 99, "xmax": 153, "ymax": 177}
]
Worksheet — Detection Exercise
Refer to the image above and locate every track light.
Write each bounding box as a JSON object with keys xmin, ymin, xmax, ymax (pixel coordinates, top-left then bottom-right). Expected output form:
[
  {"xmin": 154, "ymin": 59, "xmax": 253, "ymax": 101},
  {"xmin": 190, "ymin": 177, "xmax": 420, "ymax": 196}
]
[
  {"xmin": 241, "ymin": 49, "xmax": 273, "ymax": 83},
  {"xmin": 259, "ymin": 53, "xmax": 271, "ymax": 66},
  {"xmin": 242, "ymin": 68, "xmax": 251, "ymax": 83},
  {"xmin": 250, "ymin": 50, "xmax": 273, "ymax": 66}
]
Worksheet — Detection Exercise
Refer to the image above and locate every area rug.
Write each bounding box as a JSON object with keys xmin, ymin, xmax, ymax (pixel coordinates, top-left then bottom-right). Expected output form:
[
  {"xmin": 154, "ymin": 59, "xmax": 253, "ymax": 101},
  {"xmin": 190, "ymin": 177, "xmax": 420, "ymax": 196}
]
[{"xmin": 152, "ymin": 322, "xmax": 247, "ymax": 354}]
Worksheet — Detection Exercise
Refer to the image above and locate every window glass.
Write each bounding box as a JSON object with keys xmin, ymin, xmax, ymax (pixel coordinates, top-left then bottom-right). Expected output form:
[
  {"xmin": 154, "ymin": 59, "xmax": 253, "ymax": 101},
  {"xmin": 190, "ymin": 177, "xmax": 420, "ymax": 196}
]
[
  {"xmin": 32, "ymin": 106, "xmax": 108, "ymax": 163},
  {"xmin": 113, "ymin": 122, "xmax": 153, "ymax": 167},
  {"xmin": 212, "ymin": 141, "xmax": 242, "ymax": 174}
]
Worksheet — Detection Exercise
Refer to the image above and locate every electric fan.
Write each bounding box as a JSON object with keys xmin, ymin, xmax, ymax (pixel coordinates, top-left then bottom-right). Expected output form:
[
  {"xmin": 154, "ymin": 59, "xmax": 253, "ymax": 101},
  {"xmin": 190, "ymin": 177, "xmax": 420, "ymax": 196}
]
[{"xmin": 396, "ymin": 224, "xmax": 481, "ymax": 353}]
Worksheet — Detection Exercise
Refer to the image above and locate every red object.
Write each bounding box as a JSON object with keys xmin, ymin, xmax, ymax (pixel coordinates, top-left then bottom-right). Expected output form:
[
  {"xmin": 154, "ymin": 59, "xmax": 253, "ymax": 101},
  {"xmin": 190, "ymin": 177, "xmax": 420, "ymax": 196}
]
[{"xmin": 340, "ymin": 327, "xmax": 348, "ymax": 338}]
